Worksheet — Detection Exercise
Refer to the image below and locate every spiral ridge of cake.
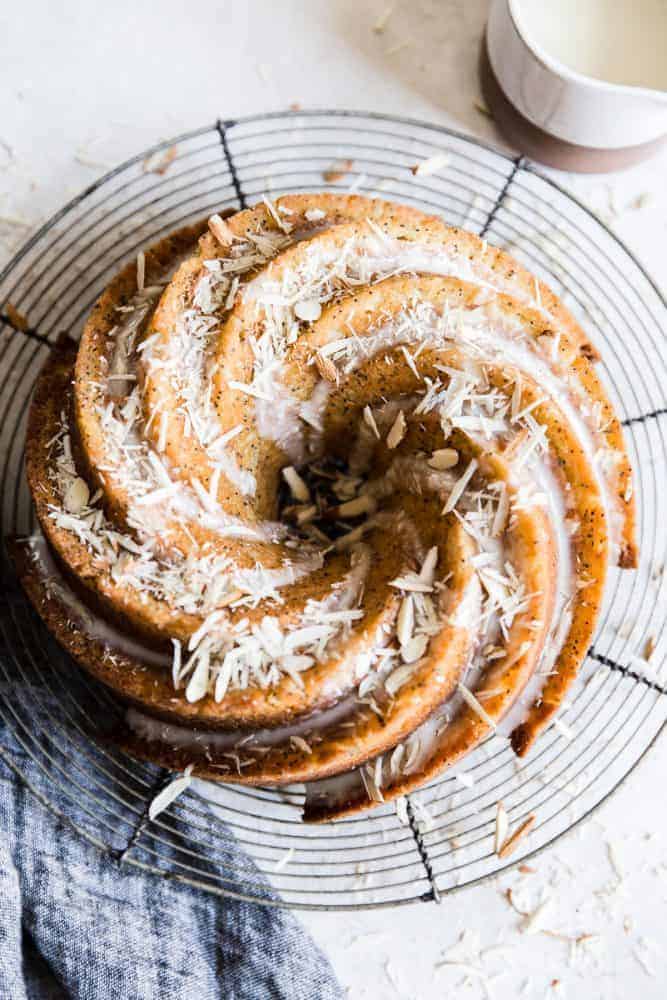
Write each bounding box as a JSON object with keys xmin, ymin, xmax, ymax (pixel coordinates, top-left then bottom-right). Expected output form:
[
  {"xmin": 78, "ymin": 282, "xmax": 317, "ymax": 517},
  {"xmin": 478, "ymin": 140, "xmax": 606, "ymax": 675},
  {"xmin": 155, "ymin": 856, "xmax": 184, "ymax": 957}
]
[{"xmin": 18, "ymin": 194, "xmax": 636, "ymax": 820}]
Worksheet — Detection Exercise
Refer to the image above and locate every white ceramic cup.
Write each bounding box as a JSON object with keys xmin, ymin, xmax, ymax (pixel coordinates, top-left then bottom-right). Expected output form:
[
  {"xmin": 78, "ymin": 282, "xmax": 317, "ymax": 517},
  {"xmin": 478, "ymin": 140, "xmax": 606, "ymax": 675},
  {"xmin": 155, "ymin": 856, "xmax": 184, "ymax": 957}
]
[{"xmin": 484, "ymin": 0, "xmax": 667, "ymax": 170}]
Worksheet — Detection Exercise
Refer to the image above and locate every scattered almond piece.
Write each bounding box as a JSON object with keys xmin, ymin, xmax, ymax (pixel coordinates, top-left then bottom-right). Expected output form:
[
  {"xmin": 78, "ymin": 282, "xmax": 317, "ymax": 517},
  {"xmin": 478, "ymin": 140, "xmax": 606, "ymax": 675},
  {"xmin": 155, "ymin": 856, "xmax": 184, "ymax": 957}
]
[
  {"xmin": 474, "ymin": 100, "xmax": 493, "ymax": 119},
  {"xmin": 323, "ymin": 159, "xmax": 353, "ymax": 183},
  {"xmin": 373, "ymin": 6, "xmax": 394, "ymax": 33},
  {"xmin": 494, "ymin": 801, "xmax": 509, "ymax": 855},
  {"xmin": 498, "ymin": 813, "xmax": 536, "ymax": 858},
  {"xmin": 143, "ymin": 145, "xmax": 178, "ymax": 175},
  {"xmin": 410, "ymin": 152, "xmax": 451, "ymax": 177},
  {"xmin": 643, "ymin": 635, "xmax": 656, "ymax": 660}
]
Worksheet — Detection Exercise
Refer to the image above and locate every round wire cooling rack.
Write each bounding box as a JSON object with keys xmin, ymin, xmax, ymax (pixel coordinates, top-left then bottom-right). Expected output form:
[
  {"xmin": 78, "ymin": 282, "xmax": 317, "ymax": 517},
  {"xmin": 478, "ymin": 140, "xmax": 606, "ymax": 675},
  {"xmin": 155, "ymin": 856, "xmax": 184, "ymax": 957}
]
[{"xmin": 0, "ymin": 110, "xmax": 666, "ymax": 911}]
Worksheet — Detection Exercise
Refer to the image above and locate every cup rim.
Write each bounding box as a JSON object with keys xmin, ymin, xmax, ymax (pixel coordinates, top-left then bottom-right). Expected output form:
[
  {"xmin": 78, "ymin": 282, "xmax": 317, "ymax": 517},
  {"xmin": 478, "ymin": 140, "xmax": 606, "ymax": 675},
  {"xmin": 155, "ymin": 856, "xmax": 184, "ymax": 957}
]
[{"xmin": 507, "ymin": 0, "xmax": 667, "ymax": 100}]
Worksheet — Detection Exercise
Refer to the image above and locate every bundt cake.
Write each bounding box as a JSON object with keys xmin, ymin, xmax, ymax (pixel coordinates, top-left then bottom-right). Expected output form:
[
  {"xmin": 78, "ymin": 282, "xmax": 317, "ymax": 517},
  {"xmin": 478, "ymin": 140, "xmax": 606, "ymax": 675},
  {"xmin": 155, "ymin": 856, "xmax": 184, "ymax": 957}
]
[{"xmin": 15, "ymin": 193, "xmax": 636, "ymax": 821}]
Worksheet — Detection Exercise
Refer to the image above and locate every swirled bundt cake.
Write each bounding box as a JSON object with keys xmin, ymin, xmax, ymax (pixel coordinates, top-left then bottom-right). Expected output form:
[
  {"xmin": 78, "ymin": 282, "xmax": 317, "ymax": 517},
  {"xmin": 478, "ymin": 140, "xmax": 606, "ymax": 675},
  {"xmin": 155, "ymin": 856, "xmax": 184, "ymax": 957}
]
[{"xmin": 15, "ymin": 194, "xmax": 636, "ymax": 820}]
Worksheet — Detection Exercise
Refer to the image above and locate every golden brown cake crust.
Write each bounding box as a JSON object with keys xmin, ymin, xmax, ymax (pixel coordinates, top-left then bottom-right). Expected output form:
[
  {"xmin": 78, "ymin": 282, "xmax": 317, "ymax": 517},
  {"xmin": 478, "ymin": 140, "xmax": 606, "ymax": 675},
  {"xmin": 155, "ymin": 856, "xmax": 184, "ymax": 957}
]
[{"xmin": 16, "ymin": 193, "xmax": 638, "ymax": 817}]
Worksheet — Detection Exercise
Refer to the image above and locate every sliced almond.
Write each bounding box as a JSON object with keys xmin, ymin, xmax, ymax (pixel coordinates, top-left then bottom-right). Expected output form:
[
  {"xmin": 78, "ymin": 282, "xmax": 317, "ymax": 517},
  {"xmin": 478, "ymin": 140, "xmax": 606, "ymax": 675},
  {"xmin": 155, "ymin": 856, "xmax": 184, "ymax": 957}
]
[
  {"xmin": 315, "ymin": 351, "xmax": 339, "ymax": 383},
  {"xmin": 386, "ymin": 410, "xmax": 407, "ymax": 449},
  {"xmin": 143, "ymin": 145, "xmax": 177, "ymax": 175},
  {"xmin": 64, "ymin": 477, "xmax": 90, "ymax": 514},
  {"xmin": 323, "ymin": 158, "xmax": 353, "ymax": 183},
  {"xmin": 295, "ymin": 504, "xmax": 318, "ymax": 525},
  {"xmin": 290, "ymin": 735, "xmax": 312, "ymax": 755},
  {"xmin": 429, "ymin": 448, "xmax": 459, "ymax": 470},
  {"xmin": 373, "ymin": 6, "xmax": 394, "ymax": 33},
  {"xmin": 208, "ymin": 213, "xmax": 235, "ymax": 246},
  {"xmin": 282, "ymin": 466, "xmax": 310, "ymax": 503},
  {"xmin": 217, "ymin": 589, "xmax": 244, "ymax": 609},
  {"xmin": 498, "ymin": 814, "xmax": 537, "ymax": 858},
  {"xmin": 494, "ymin": 802, "xmax": 509, "ymax": 855},
  {"xmin": 362, "ymin": 405, "xmax": 381, "ymax": 440},
  {"xmin": 136, "ymin": 251, "xmax": 145, "ymax": 292},
  {"xmin": 400, "ymin": 633, "xmax": 429, "ymax": 664},
  {"xmin": 410, "ymin": 152, "xmax": 451, "ymax": 177},
  {"xmin": 336, "ymin": 494, "xmax": 377, "ymax": 518},
  {"xmin": 419, "ymin": 546, "xmax": 439, "ymax": 585},
  {"xmin": 294, "ymin": 299, "xmax": 322, "ymax": 322},
  {"xmin": 396, "ymin": 596, "xmax": 414, "ymax": 646}
]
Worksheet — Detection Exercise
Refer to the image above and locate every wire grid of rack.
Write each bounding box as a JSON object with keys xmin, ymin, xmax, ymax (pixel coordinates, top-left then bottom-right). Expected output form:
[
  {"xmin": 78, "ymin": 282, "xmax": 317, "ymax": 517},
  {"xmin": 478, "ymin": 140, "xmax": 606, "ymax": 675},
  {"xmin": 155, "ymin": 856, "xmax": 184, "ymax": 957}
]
[{"xmin": 0, "ymin": 110, "xmax": 666, "ymax": 910}]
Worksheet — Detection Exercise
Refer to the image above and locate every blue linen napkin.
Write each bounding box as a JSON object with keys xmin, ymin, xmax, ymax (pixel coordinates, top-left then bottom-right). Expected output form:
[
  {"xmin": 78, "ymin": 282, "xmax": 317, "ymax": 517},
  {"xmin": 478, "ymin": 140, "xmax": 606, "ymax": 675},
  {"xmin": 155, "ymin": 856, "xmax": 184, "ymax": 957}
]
[{"xmin": 0, "ymin": 722, "xmax": 343, "ymax": 1000}]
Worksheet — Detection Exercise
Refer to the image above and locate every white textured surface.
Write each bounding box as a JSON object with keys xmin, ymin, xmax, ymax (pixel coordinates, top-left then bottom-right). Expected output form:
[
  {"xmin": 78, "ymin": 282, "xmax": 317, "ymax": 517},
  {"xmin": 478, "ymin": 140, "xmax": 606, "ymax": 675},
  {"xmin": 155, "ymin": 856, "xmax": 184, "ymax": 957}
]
[{"xmin": 2, "ymin": 1, "xmax": 666, "ymax": 996}]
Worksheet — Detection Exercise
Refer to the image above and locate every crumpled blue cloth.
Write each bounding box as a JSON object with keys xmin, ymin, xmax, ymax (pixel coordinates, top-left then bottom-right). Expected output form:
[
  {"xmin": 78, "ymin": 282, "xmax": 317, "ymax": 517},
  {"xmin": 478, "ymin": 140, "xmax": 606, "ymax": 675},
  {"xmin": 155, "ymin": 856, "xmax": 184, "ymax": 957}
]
[{"xmin": 0, "ymin": 727, "xmax": 342, "ymax": 1000}]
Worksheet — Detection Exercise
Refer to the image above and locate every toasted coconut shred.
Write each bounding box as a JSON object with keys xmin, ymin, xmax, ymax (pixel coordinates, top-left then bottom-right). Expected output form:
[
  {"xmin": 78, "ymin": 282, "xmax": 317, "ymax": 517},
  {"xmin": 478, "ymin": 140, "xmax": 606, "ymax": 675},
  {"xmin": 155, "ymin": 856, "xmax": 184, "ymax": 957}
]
[{"xmin": 22, "ymin": 193, "xmax": 636, "ymax": 822}]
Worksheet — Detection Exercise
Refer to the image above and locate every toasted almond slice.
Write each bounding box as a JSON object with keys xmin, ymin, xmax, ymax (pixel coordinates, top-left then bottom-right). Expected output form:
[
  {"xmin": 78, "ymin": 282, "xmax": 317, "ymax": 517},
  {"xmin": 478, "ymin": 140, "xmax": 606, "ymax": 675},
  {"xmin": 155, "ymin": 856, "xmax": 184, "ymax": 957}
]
[
  {"xmin": 386, "ymin": 410, "xmax": 407, "ymax": 449},
  {"xmin": 363, "ymin": 405, "xmax": 381, "ymax": 440},
  {"xmin": 494, "ymin": 801, "xmax": 509, "ymax": 855},
  {"xmin": 337, "ymin": 495, "xmax": 377, "ymax": 518},
  {"xmin": 208, "ymin": 213, "xmax": 235, "ymax": 246},
  {"xmin": 429, "ymin": 448, "xmax": 459, "ymax": 470},
  {"xmin": 290, "ymin": 735, "xmax": 312, "ymax": 754},
  {"xmin": 401, "ymin": 633, "xmax": 429, "ymax": 664},
  {"xmin": 442, "ymin": 458, "xmax": 478, "ymax": 514},
  {"xmin": 64, "ymin": 477, "xmax": 90, "ymax": 514},
  {"xmin": 457, "ymin": 681, "xmax": 497, "ymax": 730},
  {"xmin": 396, "ymin": 596, "xmax": 414, "ymax": 646},
  {"xmin": 419, "ymin": 546, "xmax": 439, "ymax": 585},
  {"xmin": 136, "ymin": 251, "xmax": 145, "ymax": 292},
  {"xmin": 315, "ymin": 351, "xmax": 339, "ymax": 383},
  {"xmin": 411, "ymin": 152, "xmax": 451, "ymax": 177},
  {"xmin": 282, "ymin": 466, "xmax": 310, "ymax": 503},
  {"xmin": 295, "ymin": 504, "xmax": 318, "ymax": 525},
  {"xmin": 323, "ymin": 158, "xmax": 353, "ymax": 183},
  {"xmin": 498, "ymin": 814, "xmax": 537, "ymax": 858}
]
